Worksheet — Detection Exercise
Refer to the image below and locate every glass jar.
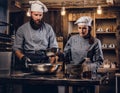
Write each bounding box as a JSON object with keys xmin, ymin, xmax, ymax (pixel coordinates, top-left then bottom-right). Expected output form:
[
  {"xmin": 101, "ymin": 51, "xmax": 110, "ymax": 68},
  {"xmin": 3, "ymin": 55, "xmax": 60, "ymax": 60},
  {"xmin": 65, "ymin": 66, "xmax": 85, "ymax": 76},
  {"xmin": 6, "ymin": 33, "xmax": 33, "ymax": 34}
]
[{"xmin": 82, "ymin": 58, "xmax": 97, "ymax": 79}]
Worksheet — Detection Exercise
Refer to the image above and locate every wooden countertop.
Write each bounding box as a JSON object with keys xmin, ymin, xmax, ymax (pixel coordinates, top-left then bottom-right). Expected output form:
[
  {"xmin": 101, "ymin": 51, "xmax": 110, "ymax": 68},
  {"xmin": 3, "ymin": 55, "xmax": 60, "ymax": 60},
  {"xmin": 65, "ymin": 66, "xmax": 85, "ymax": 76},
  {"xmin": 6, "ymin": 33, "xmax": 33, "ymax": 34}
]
[{"xmin": 0, "ymin": 72, "xmax": 105, "ymax": 86}]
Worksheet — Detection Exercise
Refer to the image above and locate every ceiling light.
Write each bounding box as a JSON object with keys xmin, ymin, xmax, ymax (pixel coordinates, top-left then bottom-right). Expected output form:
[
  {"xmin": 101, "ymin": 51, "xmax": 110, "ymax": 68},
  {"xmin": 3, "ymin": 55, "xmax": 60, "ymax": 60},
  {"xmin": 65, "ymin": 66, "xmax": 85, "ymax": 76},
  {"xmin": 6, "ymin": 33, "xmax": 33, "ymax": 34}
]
[
  {"xmin": 97, "ymin": 5, "xmax": 102, "ymax": 15},
  {"xmin": 61, "ymin": 7, "xmax": 66, "ymax": 16},
  {"xmin": 26, "ymin": 8, "xmax": 31, "ymax": 17},
  {"xmin": 106, "ymin": 0, "xmax": 114, "ymax": 5}
]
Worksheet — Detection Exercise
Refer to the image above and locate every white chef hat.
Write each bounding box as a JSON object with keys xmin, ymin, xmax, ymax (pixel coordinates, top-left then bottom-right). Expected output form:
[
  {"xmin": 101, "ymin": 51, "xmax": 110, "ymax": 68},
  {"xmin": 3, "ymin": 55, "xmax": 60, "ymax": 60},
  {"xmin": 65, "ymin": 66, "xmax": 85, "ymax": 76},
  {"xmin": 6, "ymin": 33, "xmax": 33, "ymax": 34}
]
[
  {"xmin": 74, "ymin": 16, "xmax": 93, "ymax": 26},
  {"xmin": 29, "ymin": 0, "xmax": 48, "ymax": 12}
]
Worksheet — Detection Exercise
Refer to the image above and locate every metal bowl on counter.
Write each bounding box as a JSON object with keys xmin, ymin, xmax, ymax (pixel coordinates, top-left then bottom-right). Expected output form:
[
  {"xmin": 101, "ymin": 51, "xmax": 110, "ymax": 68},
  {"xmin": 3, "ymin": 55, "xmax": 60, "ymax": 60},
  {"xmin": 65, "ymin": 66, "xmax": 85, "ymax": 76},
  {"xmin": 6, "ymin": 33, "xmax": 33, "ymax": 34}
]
[{"xmin": 28, "ymin": 63, "xmax": 62, "ymax": 74}]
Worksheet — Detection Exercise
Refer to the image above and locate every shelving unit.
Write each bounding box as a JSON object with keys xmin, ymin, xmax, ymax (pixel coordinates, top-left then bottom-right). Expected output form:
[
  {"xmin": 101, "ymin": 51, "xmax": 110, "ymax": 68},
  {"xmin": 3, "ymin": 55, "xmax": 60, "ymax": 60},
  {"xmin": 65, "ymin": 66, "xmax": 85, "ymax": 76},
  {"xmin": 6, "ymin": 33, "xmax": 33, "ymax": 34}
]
[
  {"xmin": 95, "ymin": 13, "xmax": 117, "ymax": 63},
  {"xmin": 96, "ymin": 32, "xmax": 116, "ymax": 34}
]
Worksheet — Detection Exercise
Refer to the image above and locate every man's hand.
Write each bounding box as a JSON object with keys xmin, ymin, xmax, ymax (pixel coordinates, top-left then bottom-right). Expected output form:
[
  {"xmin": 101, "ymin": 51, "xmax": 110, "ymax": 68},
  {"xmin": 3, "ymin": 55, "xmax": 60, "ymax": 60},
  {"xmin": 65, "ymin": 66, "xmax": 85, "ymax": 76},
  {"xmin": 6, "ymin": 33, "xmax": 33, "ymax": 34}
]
[{"xmin": 21, "ymin": 56, "xmax": 31, "ymax": 68}]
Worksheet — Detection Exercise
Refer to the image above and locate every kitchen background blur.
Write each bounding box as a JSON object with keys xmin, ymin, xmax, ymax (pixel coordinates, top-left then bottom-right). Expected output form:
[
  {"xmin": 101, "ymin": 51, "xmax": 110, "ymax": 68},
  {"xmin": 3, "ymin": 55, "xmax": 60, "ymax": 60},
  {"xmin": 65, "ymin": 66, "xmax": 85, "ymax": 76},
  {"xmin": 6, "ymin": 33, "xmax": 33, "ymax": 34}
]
[{"xmin": 0, "ymin": 0, "xmax": 120, "ymax": 93}]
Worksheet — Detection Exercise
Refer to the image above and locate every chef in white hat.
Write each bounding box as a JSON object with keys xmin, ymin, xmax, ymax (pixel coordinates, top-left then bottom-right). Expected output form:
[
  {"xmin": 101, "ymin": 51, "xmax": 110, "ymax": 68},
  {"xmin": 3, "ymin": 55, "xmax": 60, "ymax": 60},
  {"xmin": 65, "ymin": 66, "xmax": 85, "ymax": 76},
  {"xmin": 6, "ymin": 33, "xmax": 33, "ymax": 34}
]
[
  {"xmin": 13, "ymin": 1, "xmax": 58, "ymax": 93},
  {"xmin": 74, "ymin": 16, "xmax": 92, "ymax": 26},
  {"xmin": 13, "ymin": 0, "xmax": 58, "ymax": 67},
  {"xmin": 64, "ymin": 15, "xmax": 104, "ymax": 92},
  {"xmin": 29, "ymin": 0, "xmax": 48, "ymax": 13},
  {"xmin": 64, "ymin": 15, "xmax": 103, "ymax": 71},
  {"xmin": 74, "ymin": 16, "xmax": 93, "ymax": 38}
]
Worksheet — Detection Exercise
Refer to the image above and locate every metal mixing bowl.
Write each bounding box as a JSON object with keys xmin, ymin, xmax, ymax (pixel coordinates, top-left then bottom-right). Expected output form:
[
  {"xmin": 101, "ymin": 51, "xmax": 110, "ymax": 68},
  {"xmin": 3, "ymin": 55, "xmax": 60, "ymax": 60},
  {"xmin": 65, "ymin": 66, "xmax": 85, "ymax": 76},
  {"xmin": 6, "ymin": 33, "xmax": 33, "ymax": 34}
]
[{"xmin": 28, "ymin": 63, "xmax": 61, "ymax": 74}]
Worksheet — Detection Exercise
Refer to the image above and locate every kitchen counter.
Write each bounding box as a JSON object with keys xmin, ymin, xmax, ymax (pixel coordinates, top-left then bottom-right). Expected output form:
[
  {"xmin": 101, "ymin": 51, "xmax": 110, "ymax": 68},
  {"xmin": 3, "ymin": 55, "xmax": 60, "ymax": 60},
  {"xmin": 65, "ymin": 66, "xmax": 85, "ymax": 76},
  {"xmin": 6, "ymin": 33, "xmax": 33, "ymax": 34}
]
[
  {"xmin": 0, "ymin": 72, "xmax": 106, "ymax": 93},
  {"xmin": 0, "ymin": 72, "xmax": 105, "ymax": 85}
]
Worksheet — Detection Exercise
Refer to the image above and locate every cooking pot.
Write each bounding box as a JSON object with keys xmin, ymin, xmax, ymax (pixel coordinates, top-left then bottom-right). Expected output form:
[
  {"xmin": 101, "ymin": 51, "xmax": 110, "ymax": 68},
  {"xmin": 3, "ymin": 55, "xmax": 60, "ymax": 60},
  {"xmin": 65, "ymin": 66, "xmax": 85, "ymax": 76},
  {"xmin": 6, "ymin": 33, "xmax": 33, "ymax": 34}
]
[
  {"xmin": 27, "ymin": 63, "xmax": 61, "ymax": 74},
  {"xmin": 66, "ymin": 64, "xmax": 83, "ymax": 78}
]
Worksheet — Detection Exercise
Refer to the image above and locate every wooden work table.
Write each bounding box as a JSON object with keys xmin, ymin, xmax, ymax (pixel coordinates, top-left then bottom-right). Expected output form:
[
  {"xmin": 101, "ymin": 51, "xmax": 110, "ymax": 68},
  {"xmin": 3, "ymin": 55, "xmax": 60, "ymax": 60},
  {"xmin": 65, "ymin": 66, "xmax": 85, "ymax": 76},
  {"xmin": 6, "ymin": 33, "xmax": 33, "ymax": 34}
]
[{"xmin": 0, "ymin": 72, "xmax": 106, "ymax": 93}]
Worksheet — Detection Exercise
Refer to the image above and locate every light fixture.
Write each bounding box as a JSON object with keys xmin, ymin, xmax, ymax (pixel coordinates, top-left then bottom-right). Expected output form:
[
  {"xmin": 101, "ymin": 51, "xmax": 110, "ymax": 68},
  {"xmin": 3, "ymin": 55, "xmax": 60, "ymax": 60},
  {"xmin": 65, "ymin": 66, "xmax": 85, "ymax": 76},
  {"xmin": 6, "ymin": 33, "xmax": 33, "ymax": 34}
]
[
  {"xmin": 61, "ymin": 6, "xmax": 66, "ymax": 16},
  {"xmin": 97, "ymin": 5, "xmax": 102, "ymax": 15},
  {"xmin": 26, "ymin": 8, "xmax": 31, "ymax": 17},
  {"xmin": 106, "ymin": 0, "xmax": 114, "ymax": 5}
]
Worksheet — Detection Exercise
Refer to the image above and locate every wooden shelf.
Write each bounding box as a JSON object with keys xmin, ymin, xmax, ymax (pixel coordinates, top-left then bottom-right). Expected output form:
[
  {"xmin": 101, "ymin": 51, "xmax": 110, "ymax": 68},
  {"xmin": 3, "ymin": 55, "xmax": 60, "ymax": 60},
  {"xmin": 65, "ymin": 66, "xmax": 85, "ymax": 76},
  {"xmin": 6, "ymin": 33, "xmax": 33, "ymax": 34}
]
[
  {"xmin": 95, "ymin": 13, "xmax": 117, "ymax": 19},
  {"xmin": 96, "ymin": 32, "xmax": 116, "ymax": 34},
  {"xmin": 95, "ymin": 17, "xmax": 116, "ymax": 19},
  {"xmin": 102, "ymin": 48, "xmax": 116, "ymax": 50}
]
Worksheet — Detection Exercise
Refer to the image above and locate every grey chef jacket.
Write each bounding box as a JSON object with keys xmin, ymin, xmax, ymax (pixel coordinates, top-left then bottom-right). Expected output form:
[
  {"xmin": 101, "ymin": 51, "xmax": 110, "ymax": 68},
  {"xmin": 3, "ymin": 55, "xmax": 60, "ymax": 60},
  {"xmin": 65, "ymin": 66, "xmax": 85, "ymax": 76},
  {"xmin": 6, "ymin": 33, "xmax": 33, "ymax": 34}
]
[
  {"xmin": 64, "ymin": 34, "xmax": 104, "ymax": 66},
  {"xmin": 13, "ymin": 22, "xmax": 58, "ymax": 53}
]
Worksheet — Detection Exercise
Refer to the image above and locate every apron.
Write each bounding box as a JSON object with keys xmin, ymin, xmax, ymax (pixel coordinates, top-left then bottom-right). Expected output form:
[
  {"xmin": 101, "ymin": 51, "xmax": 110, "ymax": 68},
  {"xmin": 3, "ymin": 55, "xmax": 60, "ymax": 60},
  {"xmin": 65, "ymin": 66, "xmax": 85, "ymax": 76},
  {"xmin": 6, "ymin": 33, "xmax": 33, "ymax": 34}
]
[
  {"xmin": 13, "ymin": 50, "xmax": 49, "ymax": 72},
  {"xmin": 24, "ymin": 50, "xmax": 50, "ymax": 63}
]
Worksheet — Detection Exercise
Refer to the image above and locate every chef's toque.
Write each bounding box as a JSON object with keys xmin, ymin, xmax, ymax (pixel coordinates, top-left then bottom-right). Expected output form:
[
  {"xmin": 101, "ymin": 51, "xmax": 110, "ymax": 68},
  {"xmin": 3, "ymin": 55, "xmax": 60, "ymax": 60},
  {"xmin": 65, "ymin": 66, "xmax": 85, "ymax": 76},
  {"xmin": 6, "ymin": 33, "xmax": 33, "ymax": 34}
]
[
  {"xmin": 29, "ymin": 0, "xmax": 48, "ymax": 12},
  {"xmin": 74, "ymin": 16, "xmax": 93, "ymax": 26}
]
